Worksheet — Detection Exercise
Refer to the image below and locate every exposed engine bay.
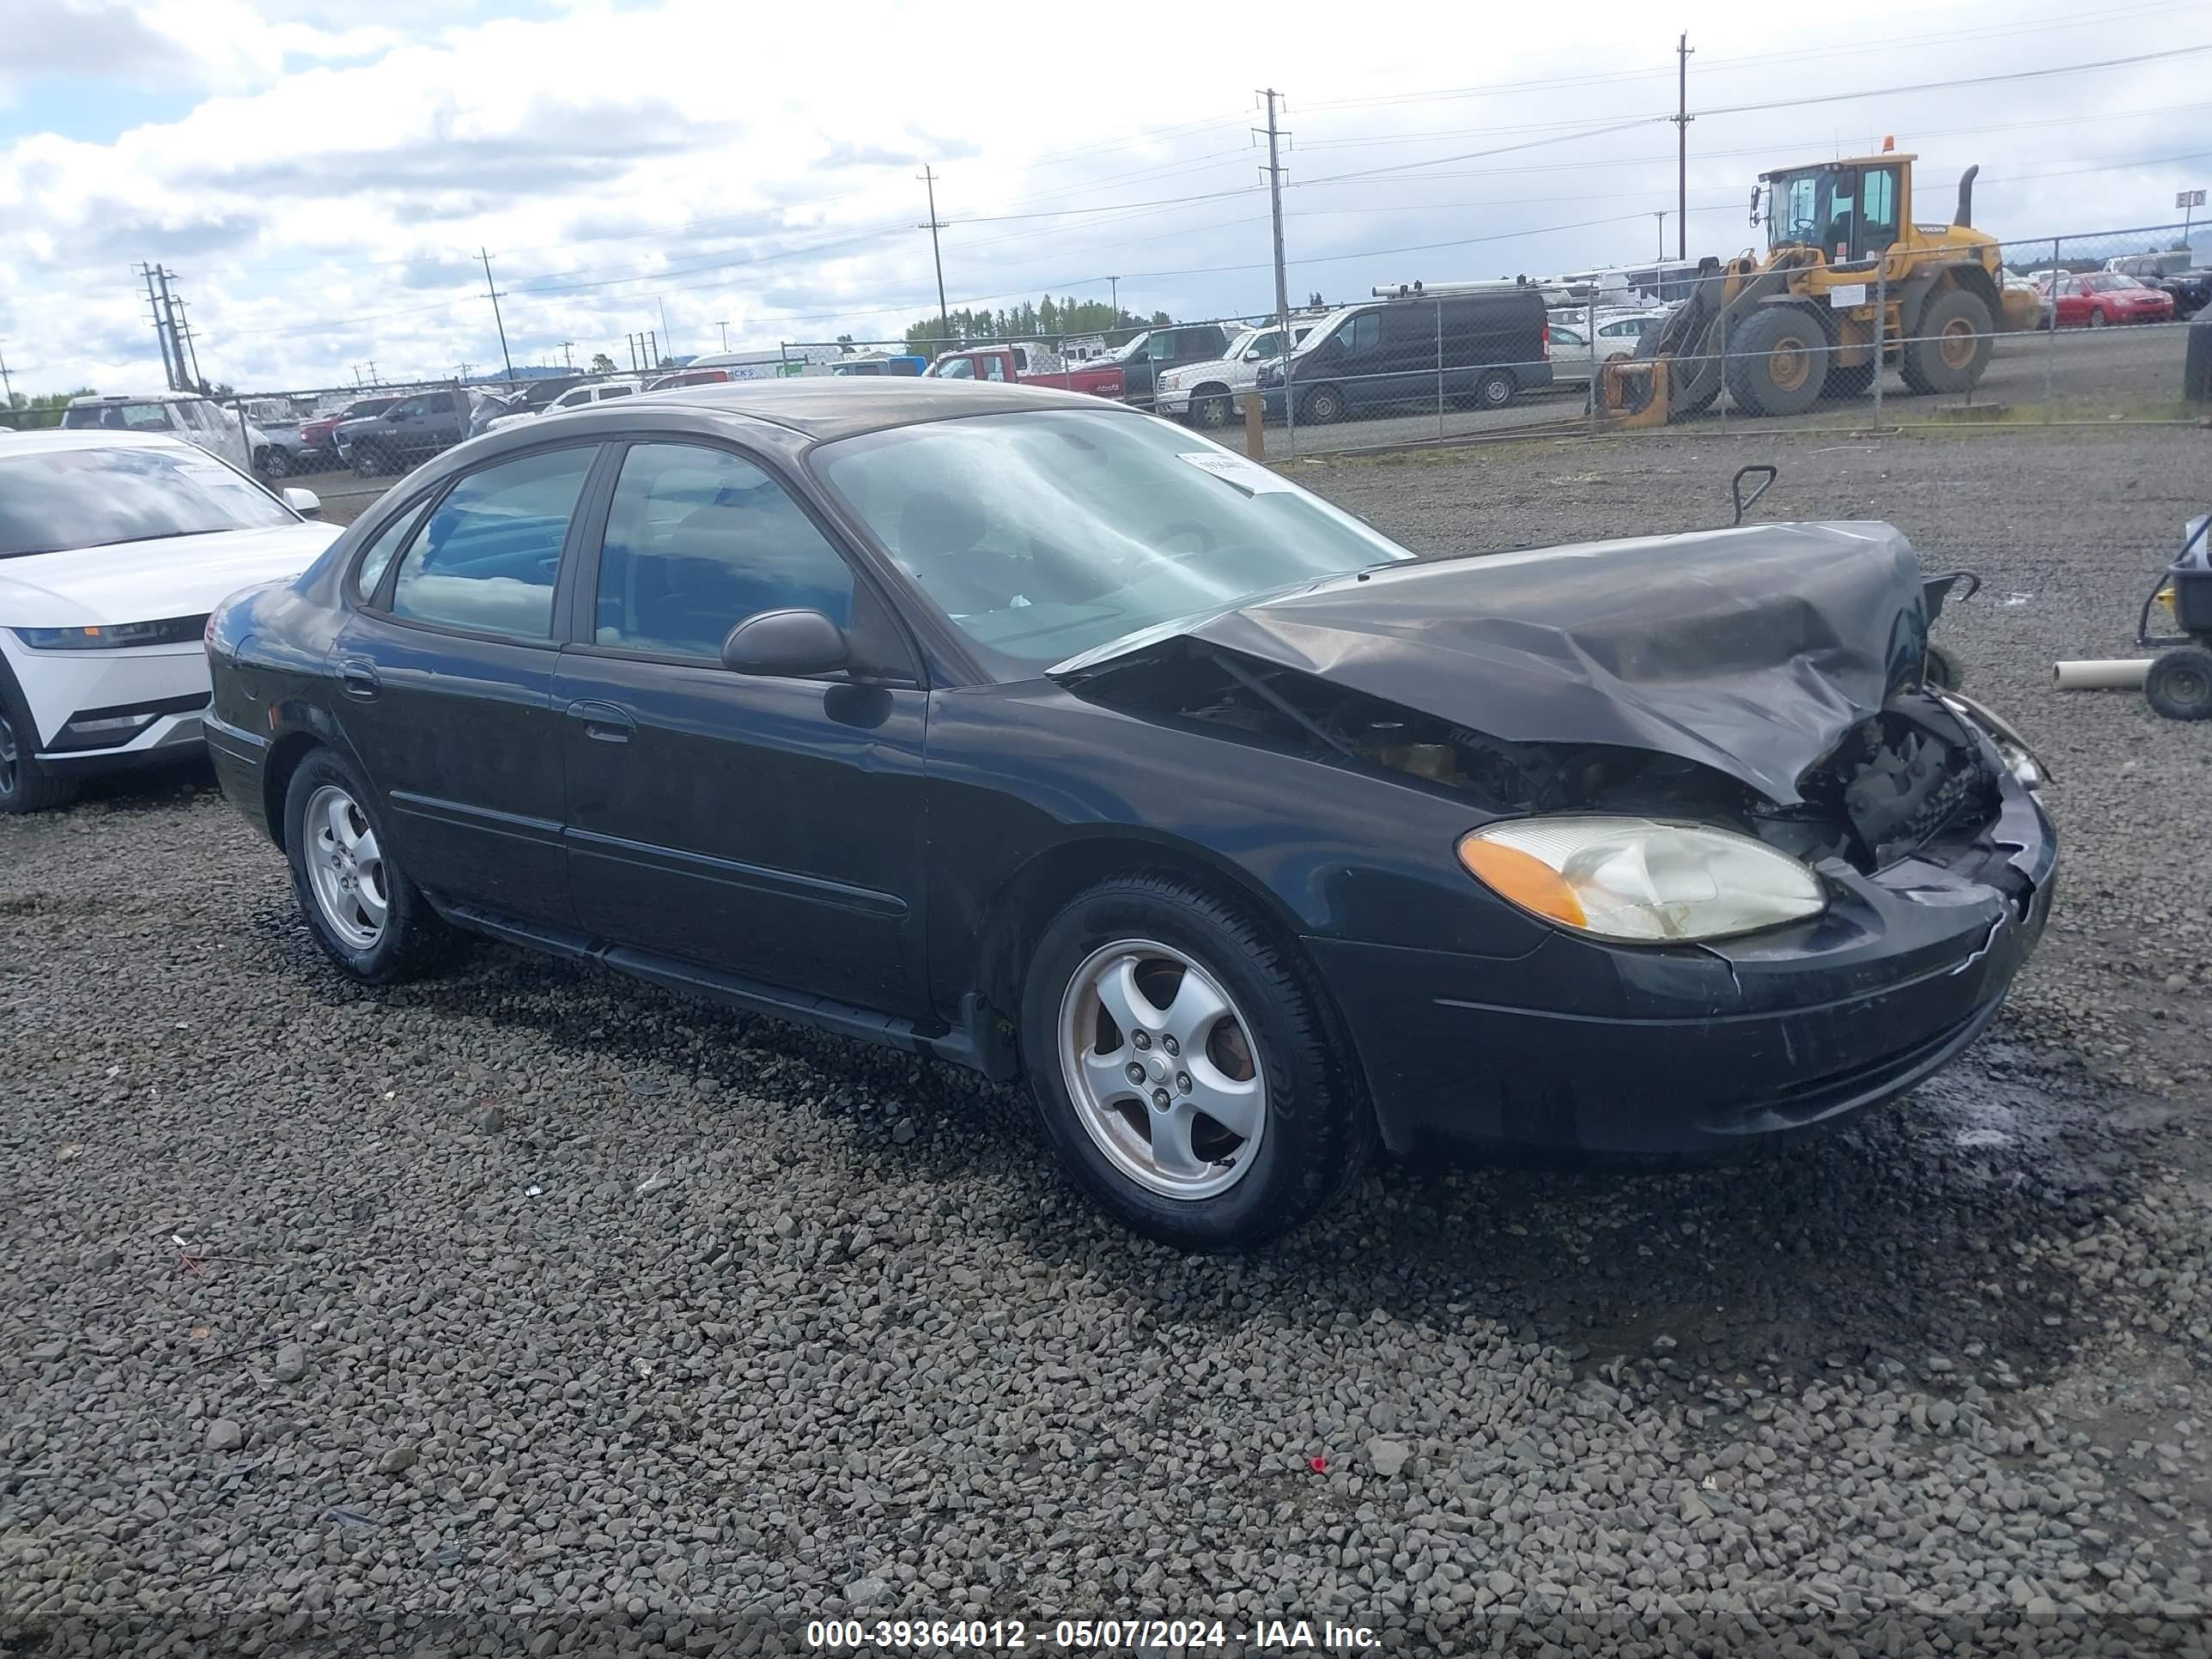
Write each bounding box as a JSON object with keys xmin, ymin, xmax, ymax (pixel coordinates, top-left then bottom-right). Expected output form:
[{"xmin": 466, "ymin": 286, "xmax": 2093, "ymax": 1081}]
[{"xmin": 1083, "ymin": 640, "xmax": 2007, "ymax": 876}]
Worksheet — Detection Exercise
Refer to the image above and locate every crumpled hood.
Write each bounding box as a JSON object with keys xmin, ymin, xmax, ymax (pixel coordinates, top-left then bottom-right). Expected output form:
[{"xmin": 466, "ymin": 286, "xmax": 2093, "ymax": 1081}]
[{"xmin": 1073, "ymin": 521, "xmax": 1930, "ymax": 805}]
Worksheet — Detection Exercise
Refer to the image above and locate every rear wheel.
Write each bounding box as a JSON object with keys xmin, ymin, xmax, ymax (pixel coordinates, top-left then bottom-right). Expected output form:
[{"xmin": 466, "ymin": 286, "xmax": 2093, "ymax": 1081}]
[
  {"xmin": 2087, "ymin": 307, "xmax": 2109, "ymax": 330},
  {"xmin": 283, "ymin": 749, "xmax": 459, "ymax": 981},
  {"xmin": 1723, "ymin": 306, "xmax": 1831, "ymax": 417},
  {"xmin": 2146, "ymin": 647, "xmax": 2212, "ymax": 721},
  {"xmin": 1900, "ymin": 289, "xmax": 1996, "ymax": 394},
  {"xmin": 1474, "ymin": 370, "xmax": 1516, "ymax": 410},
  {"xmin": 1299, "ymin": 383, "xmax": 1346, "ymax": 424},
  {"xmin": 1020, "ymin": 874, "xmax": 1371, "ymax": 1249},
  {"xmin": 0, "ymin": 669, "xmax": 76, "ymax": 815},
  {"xmin": 262, "ymin": 446, "xmax": 293, "ymax": 477}
]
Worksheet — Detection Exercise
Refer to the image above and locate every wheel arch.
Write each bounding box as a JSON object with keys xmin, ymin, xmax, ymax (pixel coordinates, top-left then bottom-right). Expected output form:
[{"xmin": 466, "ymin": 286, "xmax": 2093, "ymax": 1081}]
[
  {"xmin": 971, "ymin": 832, "xmax": 1374, "ymax": 1122},
  {"xmin": 259, "ymin": 704, "xmax": 371, "ymax": 845}
]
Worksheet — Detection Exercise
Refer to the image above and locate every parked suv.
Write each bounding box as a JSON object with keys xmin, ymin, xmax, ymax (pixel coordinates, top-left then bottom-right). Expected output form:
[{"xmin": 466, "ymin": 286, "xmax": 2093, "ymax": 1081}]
[
  {"xmin": 335, "ymin": 388, "xmax": 471, "ymax": 477},
  {"xmin": 2103, "ymin": 251, "xmax": 2210, "ymax": 320},
  {"xmin": 60, "ymin": 392, "xmax": 263, "ymax": 473},
  {"xmin": 1258, "ymin": 289, "xmax": 1555, "ymax": 423},
  {"xmin": 1099, "ymin": 324, "xmax": 1243, "ymax": 408}
]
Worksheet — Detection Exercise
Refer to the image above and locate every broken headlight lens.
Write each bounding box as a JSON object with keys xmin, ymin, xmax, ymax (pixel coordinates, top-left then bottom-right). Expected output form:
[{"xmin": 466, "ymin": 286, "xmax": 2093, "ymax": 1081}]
[{"xmin": 1457, "ymin": 817, "xmax": 1826, "ymax": 943}]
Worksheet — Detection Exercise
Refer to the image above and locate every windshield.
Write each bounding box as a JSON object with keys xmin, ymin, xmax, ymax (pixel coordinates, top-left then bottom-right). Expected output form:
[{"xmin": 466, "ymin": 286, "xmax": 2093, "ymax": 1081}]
[
  {"xmin": 1219, "ymin": 329, "xmax": 1260, "ymax": 362},
  {"xmin": 0, "ymin": 443, "xmax": 295, "ymax": 558},
  {"xmin": 2080, "ymin": 274, "xmax": 2141, "ymax": 293},
  {"xmin": 811, "ymin": 410, "xmax": 1414, "ymax": 673}
]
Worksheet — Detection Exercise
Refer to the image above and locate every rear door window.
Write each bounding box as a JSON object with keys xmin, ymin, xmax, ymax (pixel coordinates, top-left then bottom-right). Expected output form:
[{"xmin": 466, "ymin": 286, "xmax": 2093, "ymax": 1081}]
[{"xmin": 386, "ymin": 447, "xmax": 597, "ymax": 640}]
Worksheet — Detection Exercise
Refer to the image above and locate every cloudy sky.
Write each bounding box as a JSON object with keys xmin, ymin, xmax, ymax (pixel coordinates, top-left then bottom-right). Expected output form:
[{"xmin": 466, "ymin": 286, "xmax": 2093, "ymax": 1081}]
[{"xmin": 3, "ymin": 0, "xmax": 2207, "ymax": 396}]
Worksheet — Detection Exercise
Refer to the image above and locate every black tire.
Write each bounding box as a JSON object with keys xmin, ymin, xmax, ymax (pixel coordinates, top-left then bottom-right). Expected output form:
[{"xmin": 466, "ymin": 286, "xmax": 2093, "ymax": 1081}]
[
  {"xmin": 1828, "ymin": 362, "xmax": 1878, "ymax": 398},
  {"xmin": 1899, "ymin": 288, "xmax": 1995, "ymax": 395},
  {"xmin": 1299, "ymin": 383, "xmax": 1346, "ymax": 424},
  {"xmin": 1474, "ymin": 370, "xmax": 1516, "ymax": 410},
  {"xmin": 2185, "ymin": 317, "xmax": 2212, "ymax": 404},
  {"xmin": 1189, "ymin": 386, "xmax": 1232, "ymax": 429},
  {"xmin": 1018, "ymin": 873, "xmax": 1373, "ymax": 1249},
  {"xmin": 283, "ymin": 748, "xmax": 459, "ymax": 981},
  {"xmin": 2087, "ymin": 308, "xmax": 2108, "ymax": 330},
  {"xmin": 2145, "ymin": 647, "xmax": 2212, "ymax": 721},
  {"xmin": 1923, "ymin": 642, "xmax": 1962, "ymax": 691},
  {"xmin": 263, "ymin": 447, "xmax": 293, "ymax": 478},
  {"xmin": 1723, "ymin": 306, "xmax": 1830, "ymax": 417},
  {"xmin": 0, "ymin": 665, "xmax": 77, "ymax": 815},
  {"xmin": 352, "ymin": 443, "xmax": 384, "ymax": 477}
]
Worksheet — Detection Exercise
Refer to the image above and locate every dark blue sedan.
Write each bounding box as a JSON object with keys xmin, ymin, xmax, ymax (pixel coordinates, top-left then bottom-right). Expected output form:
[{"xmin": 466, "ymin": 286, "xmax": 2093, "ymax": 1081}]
[{"xmin": 203, "ymin": 379, "xmax": 2055, "ymax": 1249}]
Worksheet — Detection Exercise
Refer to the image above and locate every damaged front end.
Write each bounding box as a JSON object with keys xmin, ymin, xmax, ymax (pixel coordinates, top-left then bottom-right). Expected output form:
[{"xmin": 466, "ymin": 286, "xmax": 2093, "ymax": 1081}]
[{"xmin": 1070, "ymin": 635, "xmax": 2038, "ymax": 892}]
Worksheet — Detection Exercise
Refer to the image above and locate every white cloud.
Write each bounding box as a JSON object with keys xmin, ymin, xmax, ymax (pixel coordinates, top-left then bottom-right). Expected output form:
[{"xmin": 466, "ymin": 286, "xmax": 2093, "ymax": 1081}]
[{"xmin": 2, "ymin": 0, "xmax": 2207, "ymax": 392}]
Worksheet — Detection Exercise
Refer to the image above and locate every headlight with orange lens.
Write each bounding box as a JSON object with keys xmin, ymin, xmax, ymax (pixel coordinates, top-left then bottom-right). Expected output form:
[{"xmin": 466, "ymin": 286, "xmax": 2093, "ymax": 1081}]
[{"xmin": 1457, "ymin": 817, "xmax": 1826, "ymax": 944}]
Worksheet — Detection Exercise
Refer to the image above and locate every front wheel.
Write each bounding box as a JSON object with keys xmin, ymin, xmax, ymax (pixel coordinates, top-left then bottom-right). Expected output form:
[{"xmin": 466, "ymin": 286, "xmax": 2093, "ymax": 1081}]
[
  {"xmin": 0, "ymin": 672, "xmax": 77, "ymax": 815},
  {"xmin": 1019, "ymin": 874, "xmax": 1372, "ymax": 1249},
  {"xmin": 352, "ymin": 444, "xmax": 384, "ymax": 477},
  {"xmin": 2088, "ymin": 308, "xmax": 2109, "ymax": 329},
  {"xmin": 1191, "ymin": 389, "xmax": 1233, "ymax": 429},
  {"xmin": 283, "ymin": 749, "xmax": 459, "ymax": 981},
  {"xmin": 262, "ymin": 447, "xmax": 293, "ymax": 477}
]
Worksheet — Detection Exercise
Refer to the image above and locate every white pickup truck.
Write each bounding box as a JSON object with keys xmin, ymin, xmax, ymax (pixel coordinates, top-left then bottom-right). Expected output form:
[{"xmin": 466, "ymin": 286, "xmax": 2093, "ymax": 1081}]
[{"xmin": 1154, "ymin": 319, "xmax": 1319, "ymax": 428}]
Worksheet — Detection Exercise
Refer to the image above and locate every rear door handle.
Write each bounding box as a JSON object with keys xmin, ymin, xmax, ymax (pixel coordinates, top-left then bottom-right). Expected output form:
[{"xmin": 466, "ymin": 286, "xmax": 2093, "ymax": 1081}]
[
  {"xmin": 338, "ymin": 659, "xmax": 380, "ymax": 701},
  {"xmin": 566, "ymin": 700, "xmax": 636, "ymax": 743}
]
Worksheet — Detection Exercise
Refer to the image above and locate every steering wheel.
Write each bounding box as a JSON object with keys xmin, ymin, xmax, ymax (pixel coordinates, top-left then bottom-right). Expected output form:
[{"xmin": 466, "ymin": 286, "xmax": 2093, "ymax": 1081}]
[{"xmin": 1151, "ymin": 520, "xmax": 1218, "ymax": 556}]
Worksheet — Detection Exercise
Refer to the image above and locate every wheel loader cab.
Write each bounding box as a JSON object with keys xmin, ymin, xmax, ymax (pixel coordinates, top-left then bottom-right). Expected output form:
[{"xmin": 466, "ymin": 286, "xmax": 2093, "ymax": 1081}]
[{"xmin": 1765, "ymin": 161, "xmax": 1905, "ymax": 270}]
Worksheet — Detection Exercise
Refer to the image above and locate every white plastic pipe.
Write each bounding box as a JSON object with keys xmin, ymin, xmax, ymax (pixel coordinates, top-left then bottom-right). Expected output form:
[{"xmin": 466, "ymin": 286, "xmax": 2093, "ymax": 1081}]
[{"xmin": 2053, "ymin": 659, "xmax": 2153, "ymax": 690}]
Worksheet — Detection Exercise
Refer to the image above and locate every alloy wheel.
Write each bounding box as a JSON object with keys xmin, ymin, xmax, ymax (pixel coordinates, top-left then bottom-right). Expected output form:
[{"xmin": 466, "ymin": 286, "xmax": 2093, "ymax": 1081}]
[
  {"xmin": 0, "ymin": 710, "xmax": 18, "ymax": 799},
  {"xmin": 1056, "ymin": 937, "xmax": 1267, "ymax": 1201},
  {"xmin": 304, "ymin": 783, "xmax": 388, "ymax": 950}
]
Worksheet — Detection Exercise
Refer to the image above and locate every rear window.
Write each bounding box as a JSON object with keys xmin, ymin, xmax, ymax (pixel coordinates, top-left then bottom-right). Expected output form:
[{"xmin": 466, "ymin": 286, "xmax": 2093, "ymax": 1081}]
[
  {"xmin": 0, "ymin": 445, "xmax": 294, "ymax": 557},
  {"xmin": 61, "ymin": 402, "xmax": 177, "ymax": 434}
]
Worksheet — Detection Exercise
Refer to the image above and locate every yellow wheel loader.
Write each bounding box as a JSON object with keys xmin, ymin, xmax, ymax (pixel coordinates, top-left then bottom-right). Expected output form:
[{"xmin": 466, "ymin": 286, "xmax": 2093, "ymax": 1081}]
[{"xmin": 1599, "ymin": 150, "xmax": 2042, "ymax": 427}]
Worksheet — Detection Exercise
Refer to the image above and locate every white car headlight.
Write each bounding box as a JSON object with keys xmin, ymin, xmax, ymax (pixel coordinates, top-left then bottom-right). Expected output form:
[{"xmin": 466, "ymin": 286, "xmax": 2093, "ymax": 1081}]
[{"xmin": 1457, "ymin": 816, "xmax": 1826, "ymax": 943}]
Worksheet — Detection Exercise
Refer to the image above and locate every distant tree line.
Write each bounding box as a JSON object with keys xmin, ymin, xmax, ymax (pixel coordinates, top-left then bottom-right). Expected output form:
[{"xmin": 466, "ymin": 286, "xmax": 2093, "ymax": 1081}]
[
  {"xmin": 899, "ymin": 296, "xmax": 1172, "ymax": 356},
  {"xmin": 4, "ymin": 387, "xmax": 98, "ymax": 429}
]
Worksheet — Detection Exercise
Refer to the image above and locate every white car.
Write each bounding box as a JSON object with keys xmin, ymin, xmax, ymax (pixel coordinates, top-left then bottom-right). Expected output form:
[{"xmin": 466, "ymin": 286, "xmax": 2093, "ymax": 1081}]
[
  {"xmin": 1156, "ymin": 322, "xmax": 1318, "ymax": 428},
  {"xmin": 483, "ymin": 377, "xmax": 644, "ymax": 434},
  {"xmin": 60, "ymin": 391, "xmax": 270, "ymax": 475},
  {"xmin": 0, "ymin": 431, "xmax": 342, "ymax": 812},
  {"xmin": 1545, "ymin": 309, "xmax": 1672, "ymax": 383}
]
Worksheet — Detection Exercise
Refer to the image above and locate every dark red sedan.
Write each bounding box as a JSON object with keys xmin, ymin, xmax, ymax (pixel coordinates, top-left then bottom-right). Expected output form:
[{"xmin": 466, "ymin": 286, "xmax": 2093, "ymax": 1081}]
[{"xmin": 2040, "ymin": 272, "xmax": 2177, "ymax": 328}]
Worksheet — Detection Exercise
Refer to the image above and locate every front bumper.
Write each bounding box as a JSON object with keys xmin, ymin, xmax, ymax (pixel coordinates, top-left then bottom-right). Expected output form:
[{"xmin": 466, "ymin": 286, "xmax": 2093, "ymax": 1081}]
[
  {"xmin": 3, "ymin": 636, "xmax": 217, "ymax": 774},
  {"xmin": 1314, "ymin": 766, "xmax": 2057, "ymax": 1158},
  {"xmin": 1153, "ymin": 385, "xmax": 1194, "ymax": 416}
]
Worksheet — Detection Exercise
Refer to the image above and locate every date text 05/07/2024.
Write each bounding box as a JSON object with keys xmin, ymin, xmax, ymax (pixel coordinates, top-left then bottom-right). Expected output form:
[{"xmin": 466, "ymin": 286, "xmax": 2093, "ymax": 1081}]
[{"xmin": 803, "ymin": 1617, "xmax": 1380, "ymax": 1650}]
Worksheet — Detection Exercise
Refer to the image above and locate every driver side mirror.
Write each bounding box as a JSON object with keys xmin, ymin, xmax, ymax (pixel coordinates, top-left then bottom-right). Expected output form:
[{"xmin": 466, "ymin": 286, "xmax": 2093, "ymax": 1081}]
[
  {"xmin": 1748, "ymin": 184, "xmax": 1765, "ymax": 227},
  {"xmin": 720, "ymin": 608, "xmax": 849, "ymax": 678},
  {"xmin": 282, "ymin": 487, "xmax": 321, "ymax": 519}
]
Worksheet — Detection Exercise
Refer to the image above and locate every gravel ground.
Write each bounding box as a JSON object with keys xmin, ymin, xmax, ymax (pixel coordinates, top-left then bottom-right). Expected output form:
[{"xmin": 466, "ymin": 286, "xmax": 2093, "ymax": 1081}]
[{"xmin": 6, "ymin": 422, "xmax": 2211, "ymax": 1657}]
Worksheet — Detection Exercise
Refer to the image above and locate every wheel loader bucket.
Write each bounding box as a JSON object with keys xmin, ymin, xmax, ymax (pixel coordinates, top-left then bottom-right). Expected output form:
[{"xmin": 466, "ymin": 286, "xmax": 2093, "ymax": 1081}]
[{"xmin": 1596, "ymin": 358, "xmax": 1671, "ymax": 430}]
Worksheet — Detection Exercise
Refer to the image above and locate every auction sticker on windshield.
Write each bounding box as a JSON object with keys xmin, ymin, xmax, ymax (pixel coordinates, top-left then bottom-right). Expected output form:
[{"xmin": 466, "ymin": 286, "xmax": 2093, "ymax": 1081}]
[{"xmin": 1177, "ymin": 451, "xmax": 1292, "ymax": 493}]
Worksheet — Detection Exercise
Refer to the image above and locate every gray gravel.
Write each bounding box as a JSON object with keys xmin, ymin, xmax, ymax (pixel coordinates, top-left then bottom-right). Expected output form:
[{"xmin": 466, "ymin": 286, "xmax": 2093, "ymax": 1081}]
[{"xmin": 6, "ymin": 422, "xmax": 2212, "ymax": 1656}]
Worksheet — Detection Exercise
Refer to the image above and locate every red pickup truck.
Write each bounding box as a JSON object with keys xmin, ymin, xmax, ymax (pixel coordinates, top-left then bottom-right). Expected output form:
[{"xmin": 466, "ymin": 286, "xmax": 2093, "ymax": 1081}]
[{"xmin": 926, "ymin": 344, "xmax": 1124, "ymax": 399}]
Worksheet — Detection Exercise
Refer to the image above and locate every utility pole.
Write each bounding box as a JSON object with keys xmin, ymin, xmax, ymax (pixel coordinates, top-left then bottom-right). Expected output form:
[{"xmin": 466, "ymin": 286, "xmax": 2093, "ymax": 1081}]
[
  {"xmin": 479, "ymin": 247, "xmax": 516, "ymax": 382},
  {"xmin": 1654, "ymin": 211, "xmax": 1668, "ymax": 258},
  {"xmin": 1109, "ymin": 276, "xmax": 1120, "ymax": 324},
  {"xmin": 560, "ymin": 340, "xmax": 574, "ymax": 368},
  {"xmin": 918, "ymin": 167, "xmax": 950, "ymax": 346},
  {"xmin": 646, "ymin": 329, "xmax": 659, "ymax": 369},
  {"xmin": 1672, "ymin": 33, "xmax": 1692, "ymax": 262},
  {"xmin": 139, "ymin": 264, "xmax": 180, "ymax": 391},
  {"xmin": 457, "ymin": 362, "xmax": 473, "ymax": 382},
  {"xmin": 715, "ymin": 320, "xmax": 730, "ymax": 352},
  {"xmin": 169, "ymin": 282, "xmax": 206, "ymax": 392},
  {"xmin": 0, "ymin": 344, "xmax": 12, "ymax": 409},
  {"xmin": 1256, "ymin": 88, "xmax": 1294, "ymax": 441},
  {"xmin": 659, "ymin": 296, "xmax": 675, "ymax": 362},
  {"xmin": 366, "ymin": 360, "xmax": 378, "ymax": 386}
]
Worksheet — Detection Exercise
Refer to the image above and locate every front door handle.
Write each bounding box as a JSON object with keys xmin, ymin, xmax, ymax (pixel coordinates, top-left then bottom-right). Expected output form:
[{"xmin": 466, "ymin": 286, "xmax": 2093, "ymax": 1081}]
[
  {"xmin": 566, "ymin": 700, "xmax": 636, "ymax": 743},
  {"xmin": 338, "ymin": 658, "xmax": 380, "ymax": 701}
]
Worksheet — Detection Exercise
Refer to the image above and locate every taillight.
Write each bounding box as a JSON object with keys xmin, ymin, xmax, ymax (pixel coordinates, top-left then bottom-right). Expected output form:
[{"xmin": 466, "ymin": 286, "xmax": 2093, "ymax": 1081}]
[{"xmin": 1540, "ymin": 319, "xmax": 1551, "ymax": 360}]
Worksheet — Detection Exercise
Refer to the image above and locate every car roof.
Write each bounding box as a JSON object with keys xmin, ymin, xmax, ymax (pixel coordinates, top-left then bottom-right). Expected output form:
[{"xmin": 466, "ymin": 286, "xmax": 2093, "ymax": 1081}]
[
  {"xmin": 0, "ymin": 428, "xmax": 201, "ymax": 455},
  {"xmin": 621, "ymin": 376, "xmax": 1143, "ymax": 441},
  {"xmin": 66, "ymin": 391, "xmax": 210, "ymax": 406}
]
